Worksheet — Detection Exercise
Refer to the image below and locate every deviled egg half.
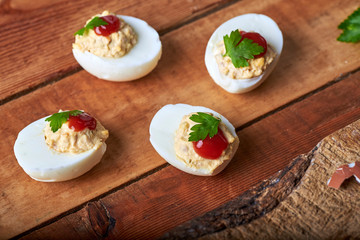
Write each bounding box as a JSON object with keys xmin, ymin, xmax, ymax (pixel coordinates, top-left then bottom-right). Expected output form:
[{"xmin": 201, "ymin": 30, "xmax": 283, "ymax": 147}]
[
  {"xmin": 205, "ymin": 14, "xmax": 283, "ymax": 93},
  {"xmin": 149, "ymin": 104, "xmax": 239, "ymax": 176},
  {"xmin": 14, "ymin": 110, "xmax": 109, "ymax": 182},
  {"xmin": 73, "ymin": 10, "xmax": 162, "ymax": 81}
]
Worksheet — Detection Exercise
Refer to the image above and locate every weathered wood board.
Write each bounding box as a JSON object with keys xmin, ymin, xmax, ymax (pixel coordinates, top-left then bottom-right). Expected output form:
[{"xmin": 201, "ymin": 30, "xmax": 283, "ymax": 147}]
[
  {"xmin": 20, "ymin": 72, "xmax": 360, "ymax": 239},
  {"xmin": 0, "ymin": 0, "xmax": 359, "ymax": 239}
]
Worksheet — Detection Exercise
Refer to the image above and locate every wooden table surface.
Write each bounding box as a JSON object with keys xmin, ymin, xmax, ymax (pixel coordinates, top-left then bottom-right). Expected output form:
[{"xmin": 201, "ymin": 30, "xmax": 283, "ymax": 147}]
[{"xmin": 0, "ymin": 0, "xmax": 359, "ymax": 239}]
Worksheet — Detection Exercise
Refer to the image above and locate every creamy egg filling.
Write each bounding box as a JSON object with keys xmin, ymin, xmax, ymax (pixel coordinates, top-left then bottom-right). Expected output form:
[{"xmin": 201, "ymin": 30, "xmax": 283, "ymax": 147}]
[
  {"xmin": 214, "ymin": 40, "xmax": 276, "ymax": 79},
  {"xmin": 73, "ymin": 10, "xmax": 137, "ymax": 58},
  {"xmin": 44, "ymin": 121, "xmax": 109, "ymax": 154},
  {"xmin": 174, "ymin": 113, "xmax": 238, "ymax": 173}
]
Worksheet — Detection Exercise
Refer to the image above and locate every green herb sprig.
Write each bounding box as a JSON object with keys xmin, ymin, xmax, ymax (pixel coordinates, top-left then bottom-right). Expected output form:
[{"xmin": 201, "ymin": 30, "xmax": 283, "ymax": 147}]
[
  {"xmin": 337, "ymin": 7, "xmax": 360, "ymax": 43},
  {"xmin": 45, "ymin": 110, "xmax": 83, "ymax": 133},
  {"xmin": 223, "ymin": 30, "xmax": 264, "ymax": 68},
  {"xmin": 74, "ymin": 16, "xmax": 108, "ymax": 36},
  {"xmin": 188, "ymin": 112, "xmax": 220, "ymax": 142}
]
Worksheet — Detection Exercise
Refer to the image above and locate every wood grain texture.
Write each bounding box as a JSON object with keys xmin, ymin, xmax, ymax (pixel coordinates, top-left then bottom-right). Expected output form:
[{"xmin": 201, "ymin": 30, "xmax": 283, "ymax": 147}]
[
  {"xmin": 0, "ymin": 0, "xmax": 230, "ymax": 102},
  {"xmin": 160, "ymin": 154, "xmax": 313, "ymax": 239},
  {"xmin": 1, "ymin": 0, "xmax": 359, "ymax": 238},
  {"xmin": 19, "ymin": 71, "xmax": 360, "ymax": 239},
  {"xmin": 199, "ymin": 120, "xmax": 360, "ymax": 239}
]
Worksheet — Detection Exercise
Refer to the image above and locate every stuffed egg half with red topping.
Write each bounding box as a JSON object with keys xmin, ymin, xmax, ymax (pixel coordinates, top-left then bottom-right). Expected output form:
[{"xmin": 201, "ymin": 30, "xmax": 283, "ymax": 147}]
[
  {"xmin": 72, "ymin": 11, "xmax": 162, "ymax": 81},
  {"xmin": 205, "ymin": 14, "xmax": 283, "ymax": 93},
  {"xmin": 149, "ymin": 104, "xmax": 239, "ymax": 176},
  {"xmin": 13, "ymin": 111, "xmax": 109, "ymax": 182}
]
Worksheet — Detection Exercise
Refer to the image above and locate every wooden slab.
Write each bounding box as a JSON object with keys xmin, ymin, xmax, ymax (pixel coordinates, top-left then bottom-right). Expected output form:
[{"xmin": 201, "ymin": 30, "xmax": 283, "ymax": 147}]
[
  {"xmin": 1, "ymin": 0, "xmax": 359, "ymax": 238},
  {"xmin": 0, "ymin": 0, "xmax": 229, "ymax": 102},
  {"xmin": 19, "ymin": 71, "xmax": 360, "ymax": 239}
]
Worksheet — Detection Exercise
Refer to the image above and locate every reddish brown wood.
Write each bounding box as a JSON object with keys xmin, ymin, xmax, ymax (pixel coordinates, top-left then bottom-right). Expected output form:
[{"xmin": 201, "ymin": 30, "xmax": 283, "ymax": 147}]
[
  {"xmin": 87, "ymin": 202, "xmax": 116, "ymax": 238},
  {"xmin": 160, "ymin": 154, "xmax": 313, "ymax": 239},
  {"xmin": 20, "ymin": 71, "xmax": 360, "ymax": 239},
  {"xmin": 0, "ymin": 0, "xmax": 231, "ymax": 102},
  {"xmin": 0, "ymin": 0, "xmax": 359, "ymax": 238},
  {"xmin": 162, "ymin": 120, "xmax": 360, "ymax": 239}
]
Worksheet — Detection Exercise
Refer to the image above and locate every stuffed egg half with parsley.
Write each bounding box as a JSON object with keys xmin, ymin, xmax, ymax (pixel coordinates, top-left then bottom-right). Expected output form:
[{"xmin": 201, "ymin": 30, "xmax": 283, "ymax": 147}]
[
  {"xmin": 13, "ymin": 111, "xmax": 109, "ymax": 182},
  {"xmin": 149, "ymin": 104, "xmax": 239, "ymax": 176},
  {"xmin": 72, "ymin": 10, "xmax": 162, "ymax": 81},
  {"xmin": 205, "ymin": 13, "xmax": 283, "ymax": 93}
]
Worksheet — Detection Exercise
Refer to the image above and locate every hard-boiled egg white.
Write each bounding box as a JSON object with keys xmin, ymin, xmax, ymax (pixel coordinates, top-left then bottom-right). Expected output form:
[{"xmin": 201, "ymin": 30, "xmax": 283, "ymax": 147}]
[
  {"xmin": 149, "ymin": 104, "xmax": 239, "ymax": 176},
  {"xmin": 13, "ymin": 116, "xmax": 106, "ymax": 182},
  {"xmin": 205, "ymin": 14, "xmax": 283, "ymax": 93},
  {"xmin": 73, "ymin": 15, "xmax": 162, "ymax": 82}
]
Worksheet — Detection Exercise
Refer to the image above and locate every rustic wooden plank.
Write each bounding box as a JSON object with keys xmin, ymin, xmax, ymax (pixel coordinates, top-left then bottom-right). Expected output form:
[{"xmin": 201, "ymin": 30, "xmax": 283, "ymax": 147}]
[
  {"xmin": 19, "ymin": 70, "xmax": 360, "ymax": 239},
  {"xmin": 160, "ymin": 154, "xmax": 313, "ymax": 239},
  {"xmin": 0, "ymin": 0, "xmax": 231, "ymax": 102},
  {"xmin": 1, "ymin": 0, "xmax": 359, "ymax": 238},
  {"xmin": 197, "ymin": 120, "xmax": 360, "ymax": 239}
]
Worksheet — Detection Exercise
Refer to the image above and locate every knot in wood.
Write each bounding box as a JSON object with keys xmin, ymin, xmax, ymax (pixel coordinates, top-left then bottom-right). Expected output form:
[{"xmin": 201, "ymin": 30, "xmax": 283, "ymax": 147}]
[{"xmin": 87, "ymin": 201, "xmax": 116, "ymax": 238}]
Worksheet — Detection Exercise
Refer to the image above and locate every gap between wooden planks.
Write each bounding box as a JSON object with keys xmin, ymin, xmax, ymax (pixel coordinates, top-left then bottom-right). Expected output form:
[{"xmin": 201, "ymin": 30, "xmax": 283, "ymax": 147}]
[
  {"xmin": 19, "ymin": 70, "xmax": 360, "ymax": 240},
  {"xmin": 0, "ymin": 0, "xmax": 359, "ymax": 238}
]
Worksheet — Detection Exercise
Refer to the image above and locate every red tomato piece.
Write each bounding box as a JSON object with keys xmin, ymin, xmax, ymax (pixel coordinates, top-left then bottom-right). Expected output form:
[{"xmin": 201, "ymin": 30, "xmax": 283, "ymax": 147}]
[
  {"xmin": 68, "ymin": 112, "xmax": 97, "ymax": 132},
  {"xmin": 94, "ymin": 15, "xmax": 120, "ymax": 37},
  {"xmin": 238, "ymin": 31, "xmax": 267, "ymax": 58},
  {"xmin": 192, "ymin": 128, "xmax": 228, "ymax": 159}
]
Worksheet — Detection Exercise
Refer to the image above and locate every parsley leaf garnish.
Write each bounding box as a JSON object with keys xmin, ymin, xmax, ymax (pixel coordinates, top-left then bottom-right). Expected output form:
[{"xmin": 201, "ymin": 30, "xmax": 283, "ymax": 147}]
[
  {"xmin": 337, "ymin": 7, "xmax": 360, "ymax": 43},
  {"xmin": 45, "ymin": 110, "xmax": 83, "ymax": 133},
  {"xmin": 74, "ymin": 16, "xmax": 108, "ymax": 36},
  {"xmin": 223, "ymin": 30, "xmax": 264, "ymax": 68},
  {"xmin": 188, "ymin": 112, "xmax": 220, "ymax": 142}
]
